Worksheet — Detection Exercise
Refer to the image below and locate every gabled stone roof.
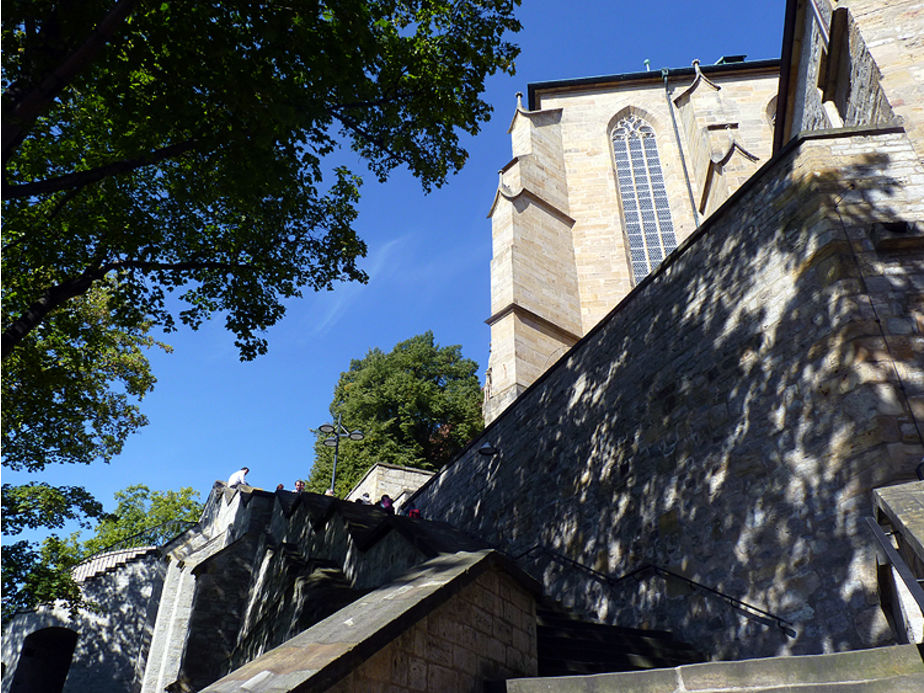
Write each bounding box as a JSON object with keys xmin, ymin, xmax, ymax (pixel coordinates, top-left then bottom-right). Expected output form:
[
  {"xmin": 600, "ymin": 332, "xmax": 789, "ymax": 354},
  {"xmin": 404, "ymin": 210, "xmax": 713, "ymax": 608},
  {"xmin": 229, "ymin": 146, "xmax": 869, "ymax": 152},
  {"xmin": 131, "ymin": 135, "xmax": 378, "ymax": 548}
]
[{"xmin": 202, "ymin": 549, "xmax": 539, "ymax": 692}]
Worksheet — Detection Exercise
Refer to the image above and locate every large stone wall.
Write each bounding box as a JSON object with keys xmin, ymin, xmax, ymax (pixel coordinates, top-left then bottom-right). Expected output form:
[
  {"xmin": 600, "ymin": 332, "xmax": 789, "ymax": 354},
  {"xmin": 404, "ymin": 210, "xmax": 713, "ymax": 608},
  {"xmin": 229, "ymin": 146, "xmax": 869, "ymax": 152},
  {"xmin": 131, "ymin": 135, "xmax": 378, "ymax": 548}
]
[
  {"xmin": 846, "ymin": 0, "xmax": 924, "ymax": 162},
  {"xmin": 140, "ymin": 488, "xmax": 275, "ymax": 693},
  {"xmin": 345, "ymin": 463, "xmax": 434, "ymax": 509},
  {"xmin": 782, "ymin": 1, "xmax": 904, "ymax": 151},
  {"xmin": 410, "ymin": 126, "xmax": 924, "ymax": 660}
]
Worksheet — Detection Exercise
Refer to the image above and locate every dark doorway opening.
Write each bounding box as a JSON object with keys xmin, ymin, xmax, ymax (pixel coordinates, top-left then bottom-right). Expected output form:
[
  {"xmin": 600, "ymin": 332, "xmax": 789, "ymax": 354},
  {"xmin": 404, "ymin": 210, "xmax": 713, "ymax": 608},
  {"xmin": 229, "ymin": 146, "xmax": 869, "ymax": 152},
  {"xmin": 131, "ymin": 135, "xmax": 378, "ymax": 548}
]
[{"xmin": 10, "ymin": 627, "xmax": 78, "ymax": 693}]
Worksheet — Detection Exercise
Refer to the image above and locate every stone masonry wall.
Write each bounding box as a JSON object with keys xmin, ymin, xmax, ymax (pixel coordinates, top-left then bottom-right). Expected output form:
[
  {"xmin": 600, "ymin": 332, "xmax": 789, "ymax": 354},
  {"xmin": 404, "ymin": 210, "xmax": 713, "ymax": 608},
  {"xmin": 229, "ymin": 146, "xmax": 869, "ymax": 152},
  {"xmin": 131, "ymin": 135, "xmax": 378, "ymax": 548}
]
[
  {"xmin": 140, "ymin": 488, "xmax": 275, "ymax": 693},
  {"xmin": 538, "ymin": 71, "xmax": 778, "ymax": 334},
  {"xmin": 485, "ymin": 66, "xmax": 779, "ymax": 424},
  {"xmin": 1, "ymin": 554, "xmax": 164, "ymax": 693},
  {"xmin": 222, "ymin": 495, "xmax": 436, "ymax": 679},
  {"xmin": 787, "ymin": 1, "xmax": 901, "ymax": 145},
  {"xmin": 411, "ymin": 127, "xmax": 924, "ymax": 660},
  {"xmin": 844, "ymin": 0, "xmax": 924, "ymax": 162},
  {"xmin": 346, "ymin": 464, "xmax": 434, "ymax": 508},
  {"xmin": 327, "ymin": 569, "xmax": 537, "ymax": 692},
  {"xmin": 789, "ymin": 0, "xmax": 833, "ymax": 138}
]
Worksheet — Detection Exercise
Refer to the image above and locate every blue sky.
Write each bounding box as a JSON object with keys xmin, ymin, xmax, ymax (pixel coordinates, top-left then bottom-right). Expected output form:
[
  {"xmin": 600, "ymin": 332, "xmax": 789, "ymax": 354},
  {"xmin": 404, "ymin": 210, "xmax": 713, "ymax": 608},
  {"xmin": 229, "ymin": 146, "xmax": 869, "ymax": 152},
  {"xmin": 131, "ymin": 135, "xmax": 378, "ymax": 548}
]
[{"xmin": 9, "ymin": 1, "xmax": 785, "ymax": 536}]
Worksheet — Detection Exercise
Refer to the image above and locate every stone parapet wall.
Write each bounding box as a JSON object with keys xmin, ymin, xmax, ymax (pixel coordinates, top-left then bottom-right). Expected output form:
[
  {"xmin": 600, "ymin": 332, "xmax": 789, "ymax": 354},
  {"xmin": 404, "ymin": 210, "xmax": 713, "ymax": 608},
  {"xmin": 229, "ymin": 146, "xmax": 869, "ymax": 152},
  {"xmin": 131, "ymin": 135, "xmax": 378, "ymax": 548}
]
[
  {"xmin": 346, "ymin": 463, "xmax": 435, "ymax": 509},
  {"xmin": 846, "ymin": 0, "xmax": 924, "ymax": 162},
  {"xmin": 783, "ymin": 1, "xmax": 905, "ymax": 149},
  {"xmin": 412, "ymin": 127, "xmax": 924, "ymax": 660},
  {"xmin": 140, "ymin": 487, "xmax": 276, "ymax": 693}
]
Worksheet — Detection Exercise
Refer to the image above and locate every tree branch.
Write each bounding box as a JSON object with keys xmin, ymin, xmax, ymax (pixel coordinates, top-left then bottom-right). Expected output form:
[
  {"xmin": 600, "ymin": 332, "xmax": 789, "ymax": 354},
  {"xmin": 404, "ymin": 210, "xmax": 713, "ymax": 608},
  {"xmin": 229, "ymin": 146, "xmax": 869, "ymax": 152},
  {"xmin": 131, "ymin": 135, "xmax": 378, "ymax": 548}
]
[
  {"xmin": 1, "ymin": 257, "xmax": 259, "ymax": 359},
  {"xmin": 2, "ymin": 0, "xmax": 141, "ymax": 166},
  {"xmin": 105, "ymin": 258, "xmax": 257, "ymax": 275},
  {"xmin": 331, "ymin": 109, "xmax": 406, "ymax": 170},
  {"xmin": 3, "ymin": 138, "xmax": 202, "ymax": 200},
  {"xmin": 1, "ymin": 263, "xmax": 107, "ymax": 360}
]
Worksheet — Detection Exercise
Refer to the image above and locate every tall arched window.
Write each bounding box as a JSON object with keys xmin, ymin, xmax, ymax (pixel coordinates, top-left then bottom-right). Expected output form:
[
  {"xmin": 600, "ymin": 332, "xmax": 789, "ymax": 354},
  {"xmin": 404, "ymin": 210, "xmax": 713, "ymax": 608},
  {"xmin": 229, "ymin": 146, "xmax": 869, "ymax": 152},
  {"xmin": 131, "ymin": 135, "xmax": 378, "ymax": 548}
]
[{"xmin": 611, "ymin": 115, "xmax": 677, "ymax": 283}]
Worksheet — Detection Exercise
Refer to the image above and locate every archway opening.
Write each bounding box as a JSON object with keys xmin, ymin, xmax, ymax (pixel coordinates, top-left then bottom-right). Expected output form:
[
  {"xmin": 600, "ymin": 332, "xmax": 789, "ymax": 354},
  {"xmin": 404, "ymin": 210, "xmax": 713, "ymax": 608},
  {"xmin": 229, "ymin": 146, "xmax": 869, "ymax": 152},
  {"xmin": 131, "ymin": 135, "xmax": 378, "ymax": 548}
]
[{"xmin": 10, "ymin": 627, "xmax": 78, "ymax": 693}]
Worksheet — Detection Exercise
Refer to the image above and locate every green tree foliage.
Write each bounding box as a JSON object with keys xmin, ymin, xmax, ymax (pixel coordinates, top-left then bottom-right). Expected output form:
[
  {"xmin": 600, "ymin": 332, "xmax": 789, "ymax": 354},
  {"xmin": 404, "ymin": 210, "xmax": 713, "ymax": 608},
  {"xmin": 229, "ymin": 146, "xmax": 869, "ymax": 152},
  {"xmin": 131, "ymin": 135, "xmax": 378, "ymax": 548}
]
[
  {"xmin": 2, "ymin": 484, "xmax": 202, "ymax": 618},
  {"xmin": 79, "ymin": 484, "xmax": 202, "ymax": 555},
  {"xmin": 1, "ymin": 0, "xmax": 518, "ymax": 608},
  {"xmin": 1, "ymin": 537, "xmax": 85, "ymax": 619},
  {"xmin": 308, "ymin": 332, "xmax": 483, "ymax": 495},
  {"xmin": 2, "ymin": 281, "xmax": 170, "ymax": 472},
  {"xmin": 2, "ymin": 0, "xmax": 521, "ymax": 361},
  {"xmin": 1, "ymin": 483, "xmax": 106, "ymax": 537},
  {"xmin": 1, "ymin": 282, "xmax": 170, "ymax": 615}
]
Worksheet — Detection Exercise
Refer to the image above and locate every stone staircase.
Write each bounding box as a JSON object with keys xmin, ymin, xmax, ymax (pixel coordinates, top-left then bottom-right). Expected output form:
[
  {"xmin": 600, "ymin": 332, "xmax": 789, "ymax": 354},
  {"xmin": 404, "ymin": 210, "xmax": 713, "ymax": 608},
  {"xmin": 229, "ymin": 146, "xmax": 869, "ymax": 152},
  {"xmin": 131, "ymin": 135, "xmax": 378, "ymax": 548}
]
[
  {"xmin": 71, "ymin": 545, "xmax": 158, "ymax": 583},
  {"xmin": 500, "ymin": 643, "xmax": 924, "ymax": 692},
  {"xmin": 535, "ymin": 605, "xmax": 704, "ymax": 676}
]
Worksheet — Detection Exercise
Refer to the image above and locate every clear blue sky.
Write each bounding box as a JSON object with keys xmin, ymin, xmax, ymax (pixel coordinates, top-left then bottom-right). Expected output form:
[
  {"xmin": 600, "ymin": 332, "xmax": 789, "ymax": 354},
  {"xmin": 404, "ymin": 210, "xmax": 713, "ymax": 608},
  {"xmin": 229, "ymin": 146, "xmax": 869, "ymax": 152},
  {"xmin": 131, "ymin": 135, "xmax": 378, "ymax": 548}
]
[{"xmin": 9, "ymin": 1, "xmax": 785, "ymax": 536}]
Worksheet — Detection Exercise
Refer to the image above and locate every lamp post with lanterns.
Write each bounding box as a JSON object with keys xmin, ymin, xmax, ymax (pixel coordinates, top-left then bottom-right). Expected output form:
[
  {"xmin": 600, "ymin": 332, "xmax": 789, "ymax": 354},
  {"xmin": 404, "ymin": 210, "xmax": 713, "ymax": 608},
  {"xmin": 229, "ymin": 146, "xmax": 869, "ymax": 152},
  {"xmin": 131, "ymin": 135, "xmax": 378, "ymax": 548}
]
[{"xmin": 318, "ymin": 413, "xmax": 364, "ymax": 495}]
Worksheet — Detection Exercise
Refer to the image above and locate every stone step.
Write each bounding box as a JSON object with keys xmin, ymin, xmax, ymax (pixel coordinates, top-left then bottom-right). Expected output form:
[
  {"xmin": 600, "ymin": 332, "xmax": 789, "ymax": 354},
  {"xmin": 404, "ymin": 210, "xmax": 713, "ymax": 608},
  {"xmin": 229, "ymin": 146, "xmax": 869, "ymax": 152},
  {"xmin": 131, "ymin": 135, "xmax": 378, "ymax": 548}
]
[
  {"xmin": 535, "ymin": 605, "xmax": 704, "ymax": 677},
  {"xmin": 502, "ymin": 645, "xmax": 924, "ymax": 692},
  {"xmin": 537, "ymin": 609, "xmax": 677, "ymax": 639}
]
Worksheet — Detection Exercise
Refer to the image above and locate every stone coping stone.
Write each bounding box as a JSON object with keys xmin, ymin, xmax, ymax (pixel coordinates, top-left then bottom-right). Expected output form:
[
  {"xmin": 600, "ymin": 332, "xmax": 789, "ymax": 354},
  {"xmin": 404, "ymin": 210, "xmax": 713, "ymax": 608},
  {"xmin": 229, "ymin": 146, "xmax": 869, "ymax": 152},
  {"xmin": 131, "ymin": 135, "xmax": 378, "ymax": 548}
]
[
  {"xmin": 874, "ymin": 480, "xmax": 924, "ymax": 566},
  {"xmin": 505, "ymin": 667, "xmax": 679, "ymax": 692},
  {"xmin": 201, "ymin": 549, "xmax": 540, "ymax": 692},
  {"xmin": 71, "ymin": 545, "xmax": 158, "ymax": 583},
  {"xmin": 504, "ymin": 645, "xmax": 924, "ymax": 692},
  {"xmin": 281, "ymin": 491, "xmax": 490, "ymax": 556}
]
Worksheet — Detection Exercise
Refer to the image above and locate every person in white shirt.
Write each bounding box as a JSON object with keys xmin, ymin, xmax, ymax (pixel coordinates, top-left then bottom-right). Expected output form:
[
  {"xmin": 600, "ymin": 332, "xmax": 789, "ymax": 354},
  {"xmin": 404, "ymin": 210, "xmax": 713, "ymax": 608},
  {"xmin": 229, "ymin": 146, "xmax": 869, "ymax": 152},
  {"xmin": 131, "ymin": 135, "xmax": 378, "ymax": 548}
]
[{"xmin": 228, "ymin": 467, "xmax": 249, "ymax": 488}]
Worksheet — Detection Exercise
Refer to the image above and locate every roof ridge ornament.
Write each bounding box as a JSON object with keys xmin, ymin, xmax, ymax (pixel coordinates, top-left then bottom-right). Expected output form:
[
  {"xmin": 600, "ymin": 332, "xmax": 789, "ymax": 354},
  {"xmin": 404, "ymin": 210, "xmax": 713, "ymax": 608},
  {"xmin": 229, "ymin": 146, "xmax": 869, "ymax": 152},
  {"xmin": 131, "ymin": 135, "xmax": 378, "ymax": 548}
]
[{"xmin": 673, "ymin": 58, "xmax": 721, "ymax": 106}]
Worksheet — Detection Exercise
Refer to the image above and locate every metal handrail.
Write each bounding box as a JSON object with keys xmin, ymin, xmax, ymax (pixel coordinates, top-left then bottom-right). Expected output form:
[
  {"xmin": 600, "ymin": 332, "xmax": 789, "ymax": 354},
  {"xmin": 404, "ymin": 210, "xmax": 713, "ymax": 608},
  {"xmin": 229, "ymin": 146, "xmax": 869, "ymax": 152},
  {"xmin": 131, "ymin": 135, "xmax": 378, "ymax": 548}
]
[
  {"xmin": 78, "ymin": 519, "xmax": 198, "ymax": 565},
  {"xmin": 865, "ymin": 517, "xmax": 924, "ymax": 612},
  {"xmin": 514, "ymin": 544, "xmax": 796, "ymax": 637}
]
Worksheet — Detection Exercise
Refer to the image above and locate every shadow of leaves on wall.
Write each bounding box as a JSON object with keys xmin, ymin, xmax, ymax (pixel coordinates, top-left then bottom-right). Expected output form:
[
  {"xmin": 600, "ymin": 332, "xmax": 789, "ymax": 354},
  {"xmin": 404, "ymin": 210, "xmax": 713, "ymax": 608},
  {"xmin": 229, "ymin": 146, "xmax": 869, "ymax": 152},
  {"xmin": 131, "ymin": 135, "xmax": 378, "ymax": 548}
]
[{"xmin": 413, "ymin": 141, "xmax": 923, "ymax": 660}]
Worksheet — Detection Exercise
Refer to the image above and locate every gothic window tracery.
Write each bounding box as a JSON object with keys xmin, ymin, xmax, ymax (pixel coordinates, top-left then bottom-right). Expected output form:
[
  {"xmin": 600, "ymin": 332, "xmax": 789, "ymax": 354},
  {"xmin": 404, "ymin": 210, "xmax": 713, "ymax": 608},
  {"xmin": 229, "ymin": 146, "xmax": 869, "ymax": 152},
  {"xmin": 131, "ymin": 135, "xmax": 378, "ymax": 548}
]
[{"xmin": 611, "ymin": 115, "xmax": 677, "ymax": 283}]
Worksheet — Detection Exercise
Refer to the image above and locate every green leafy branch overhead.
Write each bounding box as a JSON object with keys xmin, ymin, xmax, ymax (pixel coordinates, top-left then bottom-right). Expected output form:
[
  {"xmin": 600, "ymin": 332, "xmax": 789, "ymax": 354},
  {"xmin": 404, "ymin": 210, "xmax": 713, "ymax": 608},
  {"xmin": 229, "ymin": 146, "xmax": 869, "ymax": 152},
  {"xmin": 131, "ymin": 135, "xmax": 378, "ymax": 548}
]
[
  {"xmin": 2, "ymin": 0, "xmax": 521, "ymax": 361},
  {"xmin": 1, "ymin": 0, "xmax": 519, "ymax": 613}
]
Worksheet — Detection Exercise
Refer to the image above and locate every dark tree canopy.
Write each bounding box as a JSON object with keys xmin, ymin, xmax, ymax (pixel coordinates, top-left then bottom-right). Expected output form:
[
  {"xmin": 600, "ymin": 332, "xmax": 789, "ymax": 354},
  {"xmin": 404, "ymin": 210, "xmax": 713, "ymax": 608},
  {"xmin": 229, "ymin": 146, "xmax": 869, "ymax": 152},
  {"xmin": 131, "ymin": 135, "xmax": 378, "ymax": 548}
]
[
  {"xmin": 308, "ymin": 331, "xmax": 483, "ymax": 495},
  {"xmin": 2, "ymin": 0, "xmax": 521, "ymax": 360},
  {"xmin": 2, "ymin": 281, "xmax": 169, "ymax": 472}
]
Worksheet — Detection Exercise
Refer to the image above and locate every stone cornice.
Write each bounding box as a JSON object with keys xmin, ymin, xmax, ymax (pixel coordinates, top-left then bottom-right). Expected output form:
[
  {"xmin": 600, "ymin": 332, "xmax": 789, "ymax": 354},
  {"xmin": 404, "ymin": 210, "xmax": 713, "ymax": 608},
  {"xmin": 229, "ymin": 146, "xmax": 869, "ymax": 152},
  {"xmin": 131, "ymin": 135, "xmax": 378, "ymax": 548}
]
[
  {"xmin": 485, "ymin": 302, "xmax": 581, "ymax": 345},
  {"xmin": 487, "ymin": 176, "xmax": 575, "ymax": 225}
]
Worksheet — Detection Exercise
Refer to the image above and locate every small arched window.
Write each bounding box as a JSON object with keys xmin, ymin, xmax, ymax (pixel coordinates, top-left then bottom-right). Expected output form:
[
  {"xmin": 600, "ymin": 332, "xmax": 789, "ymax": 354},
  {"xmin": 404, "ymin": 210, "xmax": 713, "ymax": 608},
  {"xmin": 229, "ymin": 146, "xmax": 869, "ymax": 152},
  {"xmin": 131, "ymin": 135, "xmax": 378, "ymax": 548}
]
[{"xmin": 612, "ymin": 115, "xmax": 677, "ymax": 283}]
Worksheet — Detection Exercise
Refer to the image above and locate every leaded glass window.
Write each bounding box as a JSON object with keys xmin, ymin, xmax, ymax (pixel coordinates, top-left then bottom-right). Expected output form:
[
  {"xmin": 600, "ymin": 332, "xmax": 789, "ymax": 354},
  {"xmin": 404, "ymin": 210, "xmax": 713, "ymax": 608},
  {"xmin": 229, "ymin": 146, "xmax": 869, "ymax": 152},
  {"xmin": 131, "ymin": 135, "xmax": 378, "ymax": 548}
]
[{"xmin": 612, "ymin": 115, "xmax": 677, "ymax": 283}]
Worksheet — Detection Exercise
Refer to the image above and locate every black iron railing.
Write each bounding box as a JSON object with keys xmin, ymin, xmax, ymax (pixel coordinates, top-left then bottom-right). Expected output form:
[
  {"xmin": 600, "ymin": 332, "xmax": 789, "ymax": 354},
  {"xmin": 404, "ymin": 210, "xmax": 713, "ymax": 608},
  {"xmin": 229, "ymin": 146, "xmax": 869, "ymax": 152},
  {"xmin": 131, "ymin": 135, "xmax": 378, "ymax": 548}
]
[
  {"xmin": 82, "ymin": 519, "xmax": 198, "ymax": 561},
  {"xmin": 514, "ymin": 544, "xmax": 796, "ymax": 637}
]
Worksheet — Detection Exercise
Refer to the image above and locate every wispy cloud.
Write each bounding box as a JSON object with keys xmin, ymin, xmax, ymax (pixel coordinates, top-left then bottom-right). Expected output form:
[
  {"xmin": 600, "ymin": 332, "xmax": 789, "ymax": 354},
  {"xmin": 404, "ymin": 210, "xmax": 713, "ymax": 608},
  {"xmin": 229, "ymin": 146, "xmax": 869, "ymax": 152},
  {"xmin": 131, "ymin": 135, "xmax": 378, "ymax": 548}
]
[{"xmin": 309, "ymin": 234, "xmax": 411, "ymax": 336}]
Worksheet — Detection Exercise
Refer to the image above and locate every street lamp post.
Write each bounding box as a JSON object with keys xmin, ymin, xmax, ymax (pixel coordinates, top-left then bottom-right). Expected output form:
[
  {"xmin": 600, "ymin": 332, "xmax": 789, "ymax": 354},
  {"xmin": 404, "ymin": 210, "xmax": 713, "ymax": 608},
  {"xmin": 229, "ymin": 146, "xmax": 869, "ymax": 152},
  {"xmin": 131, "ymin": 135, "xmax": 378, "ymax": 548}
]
[{"xmin": 318, "ymin": 413, "xmax": 364, "ymax": 495}]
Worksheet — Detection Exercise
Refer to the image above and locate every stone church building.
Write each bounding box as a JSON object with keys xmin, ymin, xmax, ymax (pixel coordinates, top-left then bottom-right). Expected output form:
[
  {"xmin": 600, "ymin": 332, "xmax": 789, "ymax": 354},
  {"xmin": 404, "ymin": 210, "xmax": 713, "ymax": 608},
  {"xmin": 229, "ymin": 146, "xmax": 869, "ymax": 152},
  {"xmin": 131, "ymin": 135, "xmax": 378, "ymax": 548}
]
[
  {"xmin": 482, "ymin": 56, "xmax": 780, "ymax": 423},
  {"xmin": 4, "ymin": 0, "xmax": 924, "ymax": 691}
]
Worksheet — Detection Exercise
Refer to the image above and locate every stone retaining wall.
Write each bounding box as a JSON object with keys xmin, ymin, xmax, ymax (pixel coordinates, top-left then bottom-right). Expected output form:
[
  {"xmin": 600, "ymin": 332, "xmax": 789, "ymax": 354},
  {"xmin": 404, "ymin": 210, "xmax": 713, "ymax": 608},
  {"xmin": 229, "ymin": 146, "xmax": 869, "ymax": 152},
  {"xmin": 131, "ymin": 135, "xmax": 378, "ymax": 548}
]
[
  {"xmin": 411, "ymin": 127, "xmax": 924, "ymax": 660},
  {"xmin": 1, "ymin": 553, "xmax": 164, "ymax": 693}
]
